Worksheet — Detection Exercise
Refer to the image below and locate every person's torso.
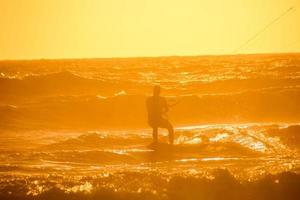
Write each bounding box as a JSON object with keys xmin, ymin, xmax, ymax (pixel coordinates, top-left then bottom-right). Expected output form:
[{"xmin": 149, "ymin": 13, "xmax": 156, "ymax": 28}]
[{"xmin": 146, "ymin": 96, "xmax": 166, "ymax": 119}]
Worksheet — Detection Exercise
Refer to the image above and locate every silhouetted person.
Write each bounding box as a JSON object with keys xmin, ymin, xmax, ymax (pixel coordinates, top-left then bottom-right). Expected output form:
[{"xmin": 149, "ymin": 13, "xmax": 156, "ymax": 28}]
[{"xmin": 146, "ymin": 86, "xmax": 174, "ymax": 144}]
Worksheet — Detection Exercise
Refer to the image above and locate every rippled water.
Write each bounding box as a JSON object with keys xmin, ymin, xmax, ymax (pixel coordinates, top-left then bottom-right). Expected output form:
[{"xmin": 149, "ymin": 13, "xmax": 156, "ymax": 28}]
[
  {"xmin": 0, "ymin": 54, "xmax": 300, "ymax": 199},
  {"xmin": 0, "ymin": 124, "xmax": 300, "ymax": 198}
]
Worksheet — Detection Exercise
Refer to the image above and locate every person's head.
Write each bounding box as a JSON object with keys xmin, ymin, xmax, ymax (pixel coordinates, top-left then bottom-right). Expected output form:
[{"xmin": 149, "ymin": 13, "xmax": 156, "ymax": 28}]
[{"xmin": 153, "ymin": 85, "xmax": 161, "ymax": 96}]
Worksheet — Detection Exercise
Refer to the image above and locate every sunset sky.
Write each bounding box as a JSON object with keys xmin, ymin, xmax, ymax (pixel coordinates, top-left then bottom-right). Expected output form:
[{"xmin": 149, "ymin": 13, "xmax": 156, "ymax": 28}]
[{"xmin": 0, "ymin": 0, "xmax": 299, "ymax": 60}]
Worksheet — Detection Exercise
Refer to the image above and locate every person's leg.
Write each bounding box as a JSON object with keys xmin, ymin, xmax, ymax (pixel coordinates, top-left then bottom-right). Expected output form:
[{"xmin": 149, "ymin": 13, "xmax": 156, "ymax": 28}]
[
  {"xmin": 167, "ymin": 123, "xmax": 174, "ymax": 145},
  {"xmin": 159, "ymin": 119, "xmax": 174, "ymax": 145},
  {"xmin": 152, "ymin": 126, "xmax": 158, "ymax": 143}
]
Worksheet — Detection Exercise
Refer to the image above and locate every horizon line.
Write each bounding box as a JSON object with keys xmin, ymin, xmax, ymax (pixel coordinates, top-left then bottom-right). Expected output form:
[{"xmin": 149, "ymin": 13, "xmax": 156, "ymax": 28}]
[{"xmin": 1, "ymin": 51, "xmax": 300, "ymax": 62}]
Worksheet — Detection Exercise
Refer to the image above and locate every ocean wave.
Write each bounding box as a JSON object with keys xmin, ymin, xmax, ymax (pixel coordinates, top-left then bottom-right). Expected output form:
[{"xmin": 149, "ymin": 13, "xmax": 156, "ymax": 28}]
[
  {"xmin": 1, "ymin": 89, "xmax": 299, "ymax": 129},
  {"xmin": 0, "ymin": 70, "xmax": 300, "ymax": 97},
  {"xmin": 43, "ymin": 133, "xmax": 149, "ymax": 150},
  {"xmin": 267, "ymin": 125, "xmax": 300, "ymax": 149},
  {"xmin": 0, "ymin": 71, "xmax": 120, "ymax": 97},
  {"xmin": 38, "ymin": 125, "xmax": 290, "ymax": 158}
]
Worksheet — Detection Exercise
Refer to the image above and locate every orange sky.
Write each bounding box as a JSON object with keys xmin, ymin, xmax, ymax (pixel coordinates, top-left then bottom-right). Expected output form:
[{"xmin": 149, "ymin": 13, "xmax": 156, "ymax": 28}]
[{"xmin": 0, "ymin": 0, "xmax": 299, "ymax": 60}]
